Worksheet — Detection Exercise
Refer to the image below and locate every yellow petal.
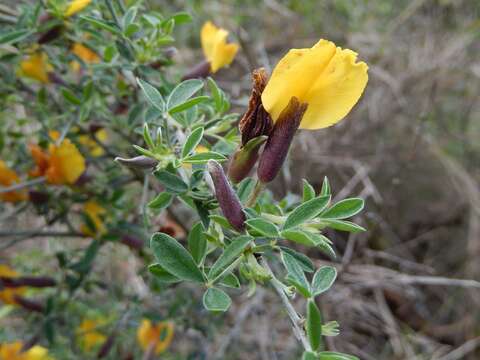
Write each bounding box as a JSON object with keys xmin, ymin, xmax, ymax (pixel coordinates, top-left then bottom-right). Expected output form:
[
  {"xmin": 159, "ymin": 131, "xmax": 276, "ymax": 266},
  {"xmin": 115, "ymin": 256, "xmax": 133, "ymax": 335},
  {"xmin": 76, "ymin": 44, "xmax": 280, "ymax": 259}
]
[
  {"xmin": 136, "ymin": 319, "xmax": 174, "ymax": 355},
  {"xmin": 76, "ymin": 319, "xmax": 106, "ymax": 352},
  {"xmin": 24, "ymin": 345, "xmax": 52, "ymax": 360},
  {"xmin": 261, "ymin": 39, "xmax": 368, "ymax": 130},
  {"xmin": 47, "ymin": 139, "xmax": 85, "ymax": 184},
  {"xmin": 200, "ymin": 21, "xmax": 238, "ymax": 73},
  {"xmin": 0, "ymin": 161, "xmax": 27, "ymax": 203},
  {"xmin": 65, "ymin": 0, "xmax": 92, "ymax": 17},
  {"xmin": 19, "ymin": 53, "xmax": 51, "ymax": 84},
  {"xmin": 81, "ymin": 201, "xmax": 106, "ymax": 236},
  {"xmin": 0, "ymin": 265, "xmax": 26, "ymax": 304}
]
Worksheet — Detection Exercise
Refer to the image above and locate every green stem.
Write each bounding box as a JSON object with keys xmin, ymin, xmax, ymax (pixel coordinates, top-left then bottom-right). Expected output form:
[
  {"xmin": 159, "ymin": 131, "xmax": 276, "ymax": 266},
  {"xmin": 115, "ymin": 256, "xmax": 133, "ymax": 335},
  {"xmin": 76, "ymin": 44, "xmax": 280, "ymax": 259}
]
[
  {"xmin": 246, "ymin": 180, "xmax": 265, "ymax": 207},
  {"xmin": 261, "ymin": 258, "xmax": 312, "ymax": 352}
]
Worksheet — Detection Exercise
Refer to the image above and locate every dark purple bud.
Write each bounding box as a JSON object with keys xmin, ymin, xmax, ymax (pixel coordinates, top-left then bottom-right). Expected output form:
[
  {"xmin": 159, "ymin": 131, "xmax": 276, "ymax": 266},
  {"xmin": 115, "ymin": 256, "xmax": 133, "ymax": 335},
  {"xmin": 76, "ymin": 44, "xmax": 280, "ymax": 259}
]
[
  {"xmin": 14, "ymin": 295, "xmax": 44, "ymax": 313},
  {"xmin": 181, "ymin": 60, "xmax": 211, "ymax": 81},
  {"xmin": 74, "ymin": 170, "xmax": 91, "ymax": 186},
  {"xmin": 115, "ymin": 156, "xmax": 158, "ymax": 169},
  {"xmin": 48, "ymin": 73, "xmax": 66, "ymax": 86},
  {"xmin": 257, "ymin": 97, "xmax": 308, "ymax": 183},
  {"xmin": 97, "ymin": 333, "xmax": 116, "ymax": 358},
  {"xmin": 228, "ymin": 136, "xmax": 267, "ymax": 183},
  {"xmin": 38, "ymin": 25, "xmax": 64, "ymax": 44},
  {"xmin": 29, "ymin": 191, "xmax": 49, "ymax": 205},
  {"xmin": 208, "ymin": 160, "xmax": 246, "ymax": 232},
  {"xmin": 89, "ymin": 123, "xmax": 104, "ymax": 134},
  {"xmin": 120, "ymin": 234, "xmax": 144, "ymax": 250},
  {"xmin": 0, "ymin": 276, "xmax": 56, "ymax": 288}
]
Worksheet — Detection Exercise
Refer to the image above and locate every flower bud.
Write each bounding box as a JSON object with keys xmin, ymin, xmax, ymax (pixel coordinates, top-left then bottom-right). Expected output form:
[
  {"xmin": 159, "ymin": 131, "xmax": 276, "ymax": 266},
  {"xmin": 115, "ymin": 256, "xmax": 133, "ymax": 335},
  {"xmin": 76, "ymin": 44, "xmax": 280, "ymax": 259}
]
[
  {"xmin": 0, "ymin": 276, "xmax": 56, "ymax": 288},
  {"xmin": 28, "ymin": 191, "xmax": 49, "ymax": 205},
  {"xmin": 38, "ymin": 25, "xmax": 64, "ymax": 44},
  {"xmin": 228, "ymin": 135, "xmax": 267, "ymax": 183},
  {"xmin": 13, "ymin": 295, "xmax": 44, "ymax": 313},
  {"xmin": 207, "ymin": 160, "xmax": 246, "ymax": 231},
  {"xmin": 115, "ymin": 156, "xmax": 158, "ymax": 169},
  {"xmin": 120, "ymin": 234, "xmax": 144, "ymax": 250},
  {"xmin": 181, "ymin": 60, "xmax": 211, "ymax": 81},
  {"xmin": 257, "ymin": 97, "xmax": 308, "ymax": 183}
]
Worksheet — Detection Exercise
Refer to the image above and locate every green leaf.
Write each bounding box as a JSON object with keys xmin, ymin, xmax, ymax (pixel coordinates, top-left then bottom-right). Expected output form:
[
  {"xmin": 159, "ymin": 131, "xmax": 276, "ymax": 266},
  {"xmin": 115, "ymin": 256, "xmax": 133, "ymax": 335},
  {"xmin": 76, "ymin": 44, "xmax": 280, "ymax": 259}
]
[
  {"xmin": 80, "ymin": 16, "xmax": 121, "ymax": 35},
  {"xmin": 306, "ymin": 299, "xmax": 323, "ymax": 351},
  {"xmin": 219, "ymin": 273, "xmax": 240, "ymax": 288},
  {"xmin": 150, "ymin": 232, "xmax": 204, "ymax": 283},
  {"xmin": 321, "ymin": 198, "xmax": 364, "ymax": 219},
  {"xmin": 148, "ymin": 264, "xmax": 180, "ymax": 283},
  {"xmin": 281, "ymin": 229, "xmax": 317, "ymax": 247},
  {"xmin": 317, "ymin": 352, "xmax": 359, "ymax": 360},
  {"xmin": 320, "ymin": 176, "xmax": 331, "ymax": 197},
  {"xmin": 321, "ymin": 220, "xmax": 366, "ymax": 233},
  {"xmin": 245, "ymin": 218, "xmax": 279, "ymax": 238},
  {"xmin": 181, "ymin": 127, "xmax": 204, "ymax": 158},
  {"xmin": 302, "ymin": 351, "xmax": 318, "ymax": 360},
  {"xmin": 312, "ymin": 266, "xmax": 337, "ymax": 296},
  {"xmin": 154, "ymin": 170, "xmax": 188, "ymax": 193},
  {"xmin": 182, "ymin": 151, "xmax": 226, "ymax": 164},
  {"xmin": 207, "ymin": 77, "xmax": 228, "ymax": 112},
  {"xmin": 208, "ymin": 235, "xmax": 252, "ymax": 280},
  {"xmin": 169, "ymin": 12, "xmax": 192, "ymax": 24},
  {"xmin": 283, "ymin": 195, "xmax": 330, "ymax": 230},
  {"xmin": 122, "ymin": 7, "xmax": 137, "ymax": 28},
  {"xmin": 167, "ymin": 79, "xmax": 203, "ymax": 110},
  {"xmin": 302, "ymin": 179, "xmax": 316, "ymax": 202},
  {"xmin": 187, "ymin": 222, "xmax": 207, "ymax": 265},
  {"xmin": 169, "ymin": 96, "xmax": 209, "ymax": 114},
  {"xmin": 282, "ymin": 252, "xmax": 311, "ymax": 297},
  {"xmin": 209, "ymin": 215, "xmax": 234, "ymax": 231},
  {"xmin": 61, "ymin": 88, "xmax": 82, "ymax": 105},
  {"xmin": 203, "ymin": 287, "xmax": 231, "ymax": 312},
  {"xmin": 148, "ymin": 192, "xmax": 174, "ymax": 210},
  {"xmin": 136, "ymin": 78, "xmax": 165, "ymax": 112},
  {"xmin": 280, "ymin": 247, "xmax": 314, "ymax": 273},
  {"xmin": 0, "ymin": 29, "xmax": 32, "ymax": 45},
  {"xmin": 236, "ymin": 177, "xmax": 256, "ymax": 204}
]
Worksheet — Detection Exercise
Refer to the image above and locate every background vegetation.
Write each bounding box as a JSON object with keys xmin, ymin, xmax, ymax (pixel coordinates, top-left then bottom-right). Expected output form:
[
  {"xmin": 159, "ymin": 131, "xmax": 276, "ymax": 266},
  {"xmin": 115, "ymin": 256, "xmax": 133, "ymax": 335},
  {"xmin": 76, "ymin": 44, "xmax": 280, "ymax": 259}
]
[{"xmin": 1, "ymin": 0, "xmax": 479, "ymax": 359}]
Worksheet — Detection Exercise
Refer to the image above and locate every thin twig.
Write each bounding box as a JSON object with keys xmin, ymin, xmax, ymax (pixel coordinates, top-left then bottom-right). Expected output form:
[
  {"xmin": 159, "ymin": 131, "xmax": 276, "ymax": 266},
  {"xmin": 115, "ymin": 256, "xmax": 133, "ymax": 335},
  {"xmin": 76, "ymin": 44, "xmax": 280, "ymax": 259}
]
[
  {"xmin": 0, "ymin": 177, "xmax": 45, "ymax": 194},
  {"xmin": 261, "ymin": 259, "xmax": 312, "ymax": 352}
]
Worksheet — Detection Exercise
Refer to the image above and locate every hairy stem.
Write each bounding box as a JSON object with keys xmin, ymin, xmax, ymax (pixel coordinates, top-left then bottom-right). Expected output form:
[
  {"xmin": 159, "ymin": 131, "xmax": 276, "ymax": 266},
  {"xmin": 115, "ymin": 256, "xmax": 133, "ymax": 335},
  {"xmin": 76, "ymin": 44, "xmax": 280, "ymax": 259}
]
[{"xmin": 261, "ymin": 258, "xmax": 312, "ymax": 352}]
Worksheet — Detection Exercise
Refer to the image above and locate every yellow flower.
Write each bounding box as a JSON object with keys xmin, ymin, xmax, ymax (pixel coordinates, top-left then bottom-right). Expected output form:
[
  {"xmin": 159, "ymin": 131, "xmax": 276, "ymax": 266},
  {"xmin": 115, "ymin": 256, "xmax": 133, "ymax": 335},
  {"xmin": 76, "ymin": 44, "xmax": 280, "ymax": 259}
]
[
  {"xmin": 29, "ymin": 135, "xmax": 85, "ymax": 185},
  {"xmin": 78, "ymin": 129, "xmax": 107, "ymax": 157},
  {"xmin": 201, "ymin": 21, "xmax": 239, "ymax": 73},
  {"xmin": 65, "ymin": 0, "xmax": 93, "ymax": 17},
  {"xmin": 0, "ymin": 161, "xmax": 27, "ymax": 203},
  {"xmin": 80, "ymin": 201, "xmax": 106, "ymax": 237},
  {"xmin": 0, "ymin": 265, "xmax": 26, "ymax": 305},
  {"xmin": 76, "ymin": 319, "xmax": 106, "ymax": 352},
  {"xmin": 0, "ymin": 342, "xmax": 52, "ymax": 360},
  {"xmin": 70, "ymin": 43, "xmax": 100, "ymax": 72},
  {"xmin": 136, "ymin": 319, "xmax": 174, "ymax": 355},
  {"xmin": 261, "ymin": 39, "xmax": 368, "ymax": 130},
  {"xmin": 19, "ymin": 53, "xmax": 52, "ymax": 84}
]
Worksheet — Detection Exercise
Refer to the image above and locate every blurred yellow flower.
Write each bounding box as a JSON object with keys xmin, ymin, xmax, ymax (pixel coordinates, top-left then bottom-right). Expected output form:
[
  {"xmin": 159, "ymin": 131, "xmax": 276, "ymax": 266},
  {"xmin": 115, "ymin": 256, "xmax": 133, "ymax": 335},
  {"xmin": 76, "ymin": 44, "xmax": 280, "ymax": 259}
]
[
  {"xmin": 76, "ymin": 319, "xmax": 106, "ymax": 352},
  {"xmin": 136, "ymin": 319, "xmax": 174, "ymax": 355},
  {"xmin": 201, "ymin": 21, "xmax": 239, "ymax": 73},
  {"xmin": 65, "ymin": 0, "xmax": 93, "ymax": 17},
  {"xmin": 80, "ymin": 201, "xmax": 106, "ymax": 237},
  {"xmin": 261, "ymin": 39, "xmax": 368, "ymax": 130},
  {"xmin": 0, "ymin": 341, "xmax": 52, "ymax": 360},
  {"xmin": 70, "ymin": 43, "xmax": 101, "ymax": 72},
  {"xmin": 0, "ymin": 265, "xmax": 26, "ymax": 305},
  {"xmin": 29, "ymin": 134, "xmax": 85, "ymax": 185},
  {"xmin": 0, "ymin": 161, "xmax": 27, "ymax": 203},
  {"xmin": 19, "ymin": 53, "xmax": 52, "ymax": 84},
  {"xmin": 78, "ymin": 129, "xmax": 107, "ymax": 157}
]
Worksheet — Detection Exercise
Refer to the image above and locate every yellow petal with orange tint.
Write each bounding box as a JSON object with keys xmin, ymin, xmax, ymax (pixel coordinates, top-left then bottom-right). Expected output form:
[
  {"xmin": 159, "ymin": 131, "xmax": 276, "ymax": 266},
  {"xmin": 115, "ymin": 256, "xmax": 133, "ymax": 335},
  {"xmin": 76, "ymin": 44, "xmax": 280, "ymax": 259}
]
[
  {"xmin": 19, "ymin": 53, "xmax": 52, "ymax": 84},
  {"xmin": 47, "ymin": 139, "xmax": 85, "ymax": 184}
]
